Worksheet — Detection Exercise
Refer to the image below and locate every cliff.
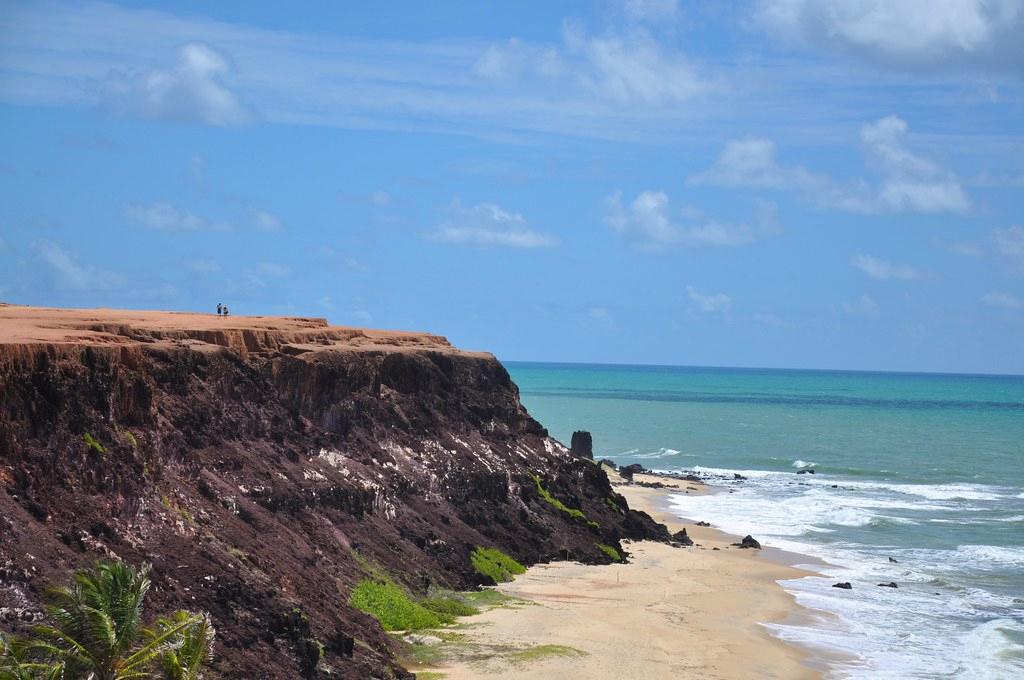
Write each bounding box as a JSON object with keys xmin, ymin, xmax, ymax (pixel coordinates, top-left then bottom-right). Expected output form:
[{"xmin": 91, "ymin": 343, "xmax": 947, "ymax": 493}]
[{"xmin": 0, "ymin": 305, "xmax": 667, "ymax": 678}]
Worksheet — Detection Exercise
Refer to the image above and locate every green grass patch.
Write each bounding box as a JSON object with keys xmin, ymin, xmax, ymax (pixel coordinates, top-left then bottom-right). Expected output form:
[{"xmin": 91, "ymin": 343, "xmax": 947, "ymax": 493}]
[
  {"xmin": 420, "ymin": 597, "xmax": 479, "ymax": 623},
  {"xmin": 416, "ymin": 673, "xmax": 447, "ymax": 680},
  {"xmin": 531, "ymin": 474, "xmax": 586, "ymax": 521},
  {"xmin": 595, "ymin": 542, "xmax": 622, "ymax": 562},
  {"xmin": 82, "ymin": 432, "xmax": 105, "ymax": 454},
  {"xmin": 457, "ymin": 589, "xmax": 524, "ymax": 611},
  {"xmin": 470, "ymin": 547, "xmax": 526, "ymax": 584},
  {"xmin": 349, "ymin": 579, "xmax": 441, "ymax": 632},
  {"xmin": 508, "ymin": 644, "xmax": 587, "ymax": 665},
  {"xmin": 604, "ymin": 497, "xmax": 623, "ymax": 513}
]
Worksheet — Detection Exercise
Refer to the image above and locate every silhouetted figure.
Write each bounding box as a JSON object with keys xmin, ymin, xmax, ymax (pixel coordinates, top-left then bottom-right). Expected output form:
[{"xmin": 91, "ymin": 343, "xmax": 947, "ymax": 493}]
[
  {"xmin": 216, "ymin": 303, "xmax": 223, "ymax": 316},
  {"xmin": 223, "ymin": 306, "xmax": 229, "ymax": 317}
]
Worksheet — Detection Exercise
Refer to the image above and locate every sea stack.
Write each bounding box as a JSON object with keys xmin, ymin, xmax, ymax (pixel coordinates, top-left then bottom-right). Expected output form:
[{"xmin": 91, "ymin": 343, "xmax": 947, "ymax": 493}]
[{"xmin": 570, "ymin": 430, "xmax": 594, "ymax": 460}]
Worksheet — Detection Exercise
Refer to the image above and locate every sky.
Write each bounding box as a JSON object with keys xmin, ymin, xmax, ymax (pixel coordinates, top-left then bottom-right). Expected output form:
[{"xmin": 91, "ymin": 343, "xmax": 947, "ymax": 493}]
[{"xmin": 0, "ymin": 0, "xmax": 1023, "ymax": 374}]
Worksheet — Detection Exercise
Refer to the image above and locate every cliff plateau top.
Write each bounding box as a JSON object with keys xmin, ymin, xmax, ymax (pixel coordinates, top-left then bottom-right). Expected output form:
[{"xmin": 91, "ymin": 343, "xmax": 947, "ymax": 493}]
[{"xmin": 0, "ymin": 303, "xmax": 483, "ymax": 358}]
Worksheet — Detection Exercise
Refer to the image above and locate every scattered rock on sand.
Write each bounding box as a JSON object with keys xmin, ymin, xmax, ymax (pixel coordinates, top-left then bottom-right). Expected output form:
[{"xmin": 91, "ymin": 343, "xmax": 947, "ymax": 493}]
[
  {"xmin": 832, "ymin": 582, "xmax": 853, "ymax": 590},
  {"xmin": 403, "ymin": 633, "xmax": 442, "ymax": 646},
  {"xmin": 619, "ymin": 463, "xmax": 646, "ymax": 480},
  {"xmin": 695, "ymin": 521, "xmax": 711, "ymax": 527},
  {"xmin": 877, "ymin": 582, "xmax": 898, "ymax": 588},
  {"xmin": 684, "ymin": 474, "xmax": 702, "ymax": 482},
  {"xmin": 734, "ymin": 535, "xmax": 762, "ymax": 550},
  {"xmin": 671, "ymin": 529, "xmax": 694, "ymax": 546}
]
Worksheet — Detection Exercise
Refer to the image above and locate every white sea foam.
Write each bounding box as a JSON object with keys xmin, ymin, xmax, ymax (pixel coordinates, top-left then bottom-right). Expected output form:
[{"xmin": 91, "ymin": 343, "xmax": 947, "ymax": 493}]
[
  {"xmin": 792, "ymin": 459, "xmax": 816, "ymax": 468},
  {"xmin": 633, "ymin": 447, "xmax": 689, "ymax": 459},
  {"xmin": 666, "ymin": 463, "xmax": 1024, "ymax": 678}
]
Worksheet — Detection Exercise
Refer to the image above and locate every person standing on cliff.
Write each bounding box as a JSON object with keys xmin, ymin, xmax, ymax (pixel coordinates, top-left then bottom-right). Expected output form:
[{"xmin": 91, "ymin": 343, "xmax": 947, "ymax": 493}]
[
  {"xmin": 223, "ymin": 306, "xmax": 229, "ymax": 317},
  {"xmin": 216, "ymin": 303, "xmax": 223, "ymax": 316}
]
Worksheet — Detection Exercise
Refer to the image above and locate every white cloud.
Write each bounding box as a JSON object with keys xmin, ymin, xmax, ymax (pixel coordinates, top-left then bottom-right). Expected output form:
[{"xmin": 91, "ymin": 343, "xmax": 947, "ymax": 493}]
[
  {"xmin": 840, "ymin": 294, "xmax": 879, "ymax": 316},
  {"xmin": 851, "ymin": 254, "xmax": 924, "ymax": 280},
  {"xmin": 686, "ymin": 285, "xmax": 732, "ymax": 314},
  {"xmin": 126, "ymin": 202, "xmax": 210, "ymax": 230},
  {"xmin": 689, "ymin": 138, "xmax": 823, "ymax": 189},
  {"xmin": 430, "ymin": 200, "xmax": 559, "ymax": 248},
  {"xmin": 691, "ymin": 116, "xmax": 970, "ymax": 214},
  {"xmin": 35, "ymin": 241, "xmax": 121, "ymax": 290},
  {"xmin": 981, "ymin": 291, "xmax": 1023, "ymax": 309},
  {"xmin": 861, "ymin": 116, "xmax": 970, "ymax": 213},
  {"xmin": 754, "ymin": 0, "xmax": 1024, "ymax": 72},
  {"xmin": 251, "ymin": 209, "xmax": 283, "ymax": 232},
  {"xmin": 369, "ymin": 190, "xmax": 392, "ymax": 206},
  {"xmin": 560, "ymin": 22, "xmax": 710, "ymax": 105},
  {"xmin": 127, "ymin": 202, "xmax": 280, "ymax": 231},
  {"xmin": 102, "ymin": 43, "xmax": 250, "ymax": 125},
  {"xmin": 605, "ymin": 190, "xmax": 764, "ymax": 250},
  {"xmin": 474, "ymin": 21, "xmax": 712, "ymax": 106}
]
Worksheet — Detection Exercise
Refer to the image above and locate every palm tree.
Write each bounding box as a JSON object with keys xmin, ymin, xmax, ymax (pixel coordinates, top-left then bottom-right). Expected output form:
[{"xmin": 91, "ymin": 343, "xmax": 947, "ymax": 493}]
[
  {"xmin": 4, "ymin": 560, "xmax": 213, "ymax": 680},
  {"xmin": 152, "ymin": 612, "xmax": 215, "ymax": 680}
]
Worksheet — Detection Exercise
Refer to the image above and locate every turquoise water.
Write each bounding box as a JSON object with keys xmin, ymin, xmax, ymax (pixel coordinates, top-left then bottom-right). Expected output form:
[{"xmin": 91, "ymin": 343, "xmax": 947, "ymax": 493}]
[{"xmin": 506, "ymin": 362, "xmax": 1024, "ymax": 679}]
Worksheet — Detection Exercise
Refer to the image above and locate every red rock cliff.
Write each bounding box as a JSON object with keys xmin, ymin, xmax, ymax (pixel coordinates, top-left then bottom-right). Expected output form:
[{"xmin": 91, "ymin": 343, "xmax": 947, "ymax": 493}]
[{"xmin": 0, "ymin": 305, "xmax": 665, "ymax": 678}]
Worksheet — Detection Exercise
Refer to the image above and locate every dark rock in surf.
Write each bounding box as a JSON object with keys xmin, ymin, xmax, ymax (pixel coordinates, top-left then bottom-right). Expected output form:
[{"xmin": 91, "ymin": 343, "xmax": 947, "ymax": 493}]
[
  {"xmin": 877, "ymin": 582, "xmax": 898, "ymax": 588},
  {"xmin": 570, "ymin": 431, "xmax": 593, "ymax": 460},
  {"xmin": 832, "ymin": 582, "xmax": 853, "ymax": 590},
  {"xmin": 734, "ymin": 473, "xmax": 747, "ymax": 480},
  {"xmin": 734, "ymin": 535, "xmax": 761, "ymax": 550},
  {"xmin": 684, "ymin": 474, "xmax": 702, "ymax": 482},
  {"xmin": 797, "ymin": 469, "xmax": 815, "ymax": 474},
  {"xmin": 888, "ymin": 557, "xmax": 898, "ymax": 563},
  {"xmin": 695, "ymin": 521, "xmax": 711, "ymax": 527}
]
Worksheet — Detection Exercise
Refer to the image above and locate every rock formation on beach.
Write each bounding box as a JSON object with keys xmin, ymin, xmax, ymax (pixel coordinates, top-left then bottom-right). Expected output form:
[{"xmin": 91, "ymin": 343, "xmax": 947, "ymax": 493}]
[{"xmin": 0, "ymin": 305, "xmax": 667, "ymax": 678}]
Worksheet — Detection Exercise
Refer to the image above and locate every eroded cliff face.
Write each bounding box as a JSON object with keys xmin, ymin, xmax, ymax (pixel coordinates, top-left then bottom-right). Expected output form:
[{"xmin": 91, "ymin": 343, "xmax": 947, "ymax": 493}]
[{"xmin": 0, "ymin": 307, "xmax": 666, "ymax": 678}]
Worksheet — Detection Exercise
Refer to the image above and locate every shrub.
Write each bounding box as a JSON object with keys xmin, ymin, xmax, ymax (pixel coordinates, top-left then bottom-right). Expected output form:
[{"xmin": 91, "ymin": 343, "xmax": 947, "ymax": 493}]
[
  {"xmin": 470, "ymin": 547, "xmax": 526, "ymax": 584},
  {"xmin": 349, "ymin": 579, "xmax": 441, "ymax": 631},
  {"xmin": 595, "ymin": 543, "xmax": 622, "ymax": 562}
]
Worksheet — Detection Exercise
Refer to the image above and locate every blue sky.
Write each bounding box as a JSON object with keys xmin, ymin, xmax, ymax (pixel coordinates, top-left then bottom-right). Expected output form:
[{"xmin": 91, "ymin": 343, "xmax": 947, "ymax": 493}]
[{"xmin": 1, "ymin": 1, "xmax": 1023, "ymax": 373}]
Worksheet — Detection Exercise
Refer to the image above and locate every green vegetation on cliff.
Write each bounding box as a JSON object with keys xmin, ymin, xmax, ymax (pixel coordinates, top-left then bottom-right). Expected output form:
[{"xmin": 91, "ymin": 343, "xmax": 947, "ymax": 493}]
[
  {"xmin": 595, "ymin": 542, "xmax": 623, "ymax": 562},
  {"xmin": 349, "ymin": 579, "xmax": 442, "ymax": 632},
  {"xmin": 470, "ymin": 547, "xmax": 526, "ymax": 584}
]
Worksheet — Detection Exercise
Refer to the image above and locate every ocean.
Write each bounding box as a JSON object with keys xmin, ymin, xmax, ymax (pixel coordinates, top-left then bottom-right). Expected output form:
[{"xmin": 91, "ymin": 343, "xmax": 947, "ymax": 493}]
[{"xmin": 505, "ymin": 361, "xmax": 1024, "ymax": 679}]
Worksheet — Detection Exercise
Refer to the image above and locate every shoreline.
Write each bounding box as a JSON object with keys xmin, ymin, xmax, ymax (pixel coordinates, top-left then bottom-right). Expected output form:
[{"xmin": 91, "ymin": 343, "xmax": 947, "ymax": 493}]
[{"xmin": 418, "ymin": 469, "xmax": 825, "ymax": 679}]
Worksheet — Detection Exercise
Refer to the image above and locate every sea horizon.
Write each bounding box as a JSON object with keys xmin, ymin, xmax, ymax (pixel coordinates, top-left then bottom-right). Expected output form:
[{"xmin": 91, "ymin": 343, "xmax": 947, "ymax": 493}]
[{"xmin": 503, "ymin": 359, "xmax": 1024, "ymax": 381}]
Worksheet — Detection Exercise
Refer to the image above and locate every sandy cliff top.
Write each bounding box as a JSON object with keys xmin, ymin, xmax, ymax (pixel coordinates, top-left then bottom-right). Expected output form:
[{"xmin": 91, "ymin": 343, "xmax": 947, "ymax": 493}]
[{"xmin": 0, "ymin": 304, "xmax": 482, "ymax": 358}]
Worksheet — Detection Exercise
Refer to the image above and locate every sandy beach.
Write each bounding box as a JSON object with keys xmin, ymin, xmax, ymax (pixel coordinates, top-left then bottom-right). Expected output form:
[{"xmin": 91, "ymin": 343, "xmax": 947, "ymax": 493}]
[{"xmin": 419, "ymin": 470, "xmax": 821, "ymax": 679}]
